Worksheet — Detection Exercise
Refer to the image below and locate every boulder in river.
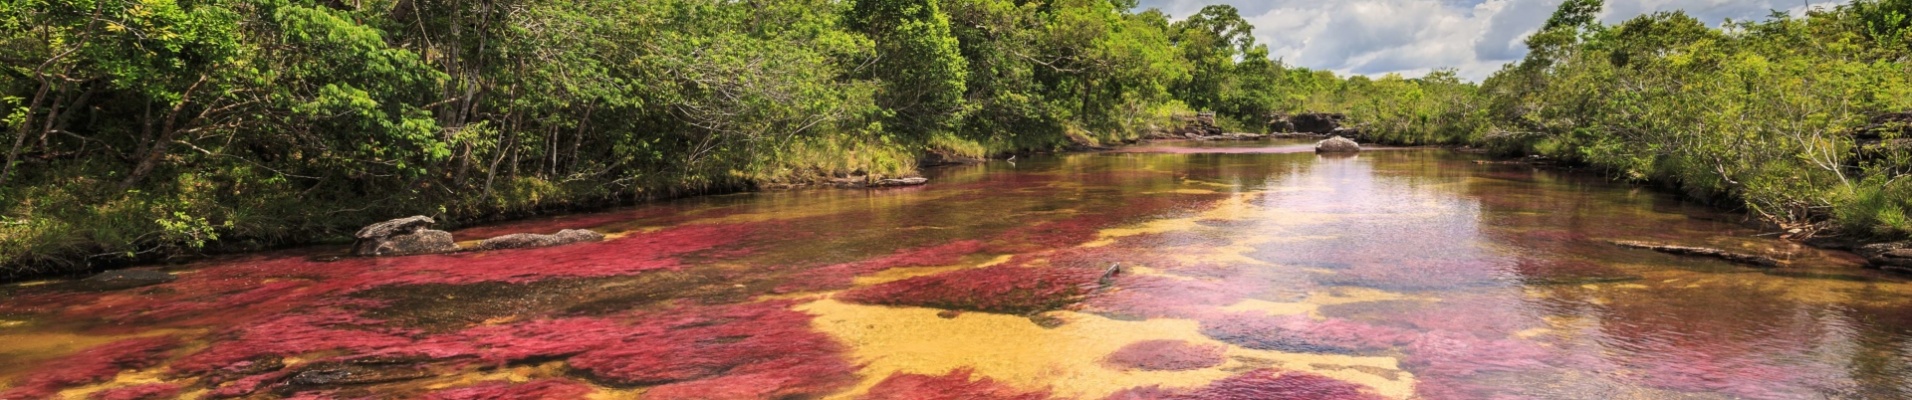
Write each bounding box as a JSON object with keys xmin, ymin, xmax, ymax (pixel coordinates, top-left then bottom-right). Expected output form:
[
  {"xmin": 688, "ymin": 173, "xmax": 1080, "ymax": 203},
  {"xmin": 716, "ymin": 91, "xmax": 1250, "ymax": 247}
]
[
  {"xmin": 352, "ymin": 216, "xmax": 459, "ymax": 256},
  {"xmin": 76, "ymin": 269, "xmax": 176, "ymax": 291},
  {"xmin": 1314, "ymin": 136, "xmax": 1361, "ymax": 153},
  {"xmin": 1857, "ymin": 241, "xmax": 1912, "ymax": 270},
  {"xmin": 476, "ymin": 229, "xmax": 606, "ymax": 251}
]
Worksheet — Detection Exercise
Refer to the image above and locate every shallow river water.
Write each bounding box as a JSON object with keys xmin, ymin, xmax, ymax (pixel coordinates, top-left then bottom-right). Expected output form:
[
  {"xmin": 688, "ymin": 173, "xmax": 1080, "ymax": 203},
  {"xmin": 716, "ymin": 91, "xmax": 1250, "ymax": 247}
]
[{"xmin": 3, "ymin": 140, "xmax": 1910, "ymax": 399}]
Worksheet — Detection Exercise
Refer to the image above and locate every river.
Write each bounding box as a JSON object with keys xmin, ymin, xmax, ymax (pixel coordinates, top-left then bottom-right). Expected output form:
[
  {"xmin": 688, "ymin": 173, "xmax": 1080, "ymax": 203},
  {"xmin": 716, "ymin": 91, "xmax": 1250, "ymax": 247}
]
[{"xmin": 2, "ymin": 140, "xmax": 1908, "ymax": 399}]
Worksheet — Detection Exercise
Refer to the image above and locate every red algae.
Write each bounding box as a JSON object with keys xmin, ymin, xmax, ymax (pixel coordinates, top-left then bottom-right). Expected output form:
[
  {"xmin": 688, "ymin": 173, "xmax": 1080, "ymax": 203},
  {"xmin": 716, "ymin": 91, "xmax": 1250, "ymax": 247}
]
[
  {"xmin": 861, "ymin": 369, "xmax": 1055, "ymax": 400},
  {"xmin": 774, "ymin": 240, "xmax": 988, "ymax": 293},
  {"xmin": 1102, "ymin": 340, "xmax": 1226, "ymax": 371},
  {"xmin": 87, "ymin": 383, "xmax": 181, "ymax": 400},
  {"xmin": 566, "ymin": 301, "xmax": 855, "ymax": 399},
  {"xmin": 0, "ymin": 337, "xmax": 179, "ymax": 400},
  {"xmin": 422, "ymin": 379, "xmax": 595, "ymax": 400},
  {"xmin": 1106, "ymin": 369, "xmax": 1385, "ymax": 400},
  {"xmin": 839, "ymin": 266, "xmax": 1103, "ymax": 314},
  {"xmin": 1198, "ymin": 313, "xmax": 1409, "ymax": 354},
  {"xmin": 3, "ymin": 222, "xmax": 758, "ymax": 329},
  {"xmin": 171, "ymin": 308, "xmax": 415, "ymax": 376},
  {"xmin": 1081, "ymin": 275, "xmax": 1255, "ymax": 320}
]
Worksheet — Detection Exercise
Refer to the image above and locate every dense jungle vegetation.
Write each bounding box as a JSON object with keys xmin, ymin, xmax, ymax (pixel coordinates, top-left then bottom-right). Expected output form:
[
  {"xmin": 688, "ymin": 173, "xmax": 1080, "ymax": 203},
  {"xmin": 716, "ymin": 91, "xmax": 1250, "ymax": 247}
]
[{"xmin": 1, "ymin": 0, "xmax": 1908, "ymax": 276}]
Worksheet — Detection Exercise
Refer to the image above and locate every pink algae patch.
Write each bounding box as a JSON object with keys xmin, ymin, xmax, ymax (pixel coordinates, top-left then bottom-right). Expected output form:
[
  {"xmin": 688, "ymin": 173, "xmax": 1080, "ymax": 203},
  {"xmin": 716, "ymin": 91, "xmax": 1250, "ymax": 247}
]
[
  {"xmin": 0, "ymin": 337, "xmax": 179, "ymax": 399},
  {"xmin": 1102, "ymin": 340, "xmax": 1226, "ymax": 371},
  {"xmin": 1, "ymin": 222, "xmax": 756, "ymax": 327},
  {"xmin": 1198, "ymin": 313, "xmax": 1410, "ymax": 355},
  {"xmin": 839, "ymin": 266, "xmax": 1103, "ymax": 314},
  {"xmin": 171, "ymin": 300, "xmax": 855, "ymax": 399},
  {"xmin": 423, "ymin": 379, "xmax": 595, "ymax": 400},
  {"xmin": 87, "ymin": 383, "xmax": 181, "ymax": 400},
  {"xmin": 1108, "ymin": 369, "xmax": 1385, "ymax": 400},
  {"xmin": 860, "ymin": 369, "xmax": 1054, "ymax": 400}
]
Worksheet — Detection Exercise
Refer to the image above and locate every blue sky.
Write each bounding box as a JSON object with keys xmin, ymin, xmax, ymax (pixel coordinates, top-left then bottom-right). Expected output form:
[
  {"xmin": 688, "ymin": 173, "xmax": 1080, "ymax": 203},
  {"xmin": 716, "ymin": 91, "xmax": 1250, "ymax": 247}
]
[{"xmin": 1138, "ymin": 0, "xmax": 1846, "ymax": 80}]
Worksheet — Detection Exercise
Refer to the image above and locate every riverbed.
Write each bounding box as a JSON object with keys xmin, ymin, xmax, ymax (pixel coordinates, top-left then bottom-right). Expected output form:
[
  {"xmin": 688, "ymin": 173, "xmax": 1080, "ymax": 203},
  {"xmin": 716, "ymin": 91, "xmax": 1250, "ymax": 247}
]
[{"xmin": 2, "ymin": 140, "xmax": 1908, "ymax": 399}]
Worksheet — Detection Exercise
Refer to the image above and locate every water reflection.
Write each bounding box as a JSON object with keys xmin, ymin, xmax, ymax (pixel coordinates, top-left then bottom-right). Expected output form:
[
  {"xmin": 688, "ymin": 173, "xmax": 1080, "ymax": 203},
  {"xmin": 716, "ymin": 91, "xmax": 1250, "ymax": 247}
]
[{"xmin": 1, "ymin": 141, "xmax": 1908, "ymax": 399}]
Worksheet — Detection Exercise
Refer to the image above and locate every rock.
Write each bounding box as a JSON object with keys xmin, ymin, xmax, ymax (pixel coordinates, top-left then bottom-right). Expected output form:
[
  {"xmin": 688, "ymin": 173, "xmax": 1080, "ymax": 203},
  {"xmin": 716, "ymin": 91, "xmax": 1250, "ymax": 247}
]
[
  {"xmin": 1857, "ymin": 241, "xmax": 1912, "ymax": 269},
  {"xmin": 353, "ymin": 216, "xmax": 435, "ymax": 241},
  {"xmin": 277, "ymin": 362, "xmax": 429, "ymax": 394},
  {"xmin": 1288, "ymin": 113, "xmax": 1346, "ymax": 133},
  {"xmin": 875, "ymin": 177, "xmax": 930, "ymax": 187},
  {"xmin": 1314, "ymin": 136, "xmax": 1361, "ymax": 153},
  {"xmin": 920, "ymin": 149, "xmax": 983, "ymax": 167},
  {"xmin": 76, "ymin": 269, "xmax": 175, "ymax": 291},
  {"xmin": 475, "ymin": 229, "xmax": 606, "ymax": 251},
  {"xmin": 1608, "ymin": 240, "xmax": 1783, "ymax": 268},
  {"xmin": 352, "ymin": 216, "xmax": 460, "ymax": 256}
]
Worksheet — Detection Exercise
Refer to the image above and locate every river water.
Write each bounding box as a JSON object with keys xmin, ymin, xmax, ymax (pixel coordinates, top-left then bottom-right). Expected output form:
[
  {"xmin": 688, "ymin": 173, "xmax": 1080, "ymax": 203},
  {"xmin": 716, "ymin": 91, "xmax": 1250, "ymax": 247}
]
[{"xmin": 2, "ymin": 140, "xmax": 1909, "ymax": 399}]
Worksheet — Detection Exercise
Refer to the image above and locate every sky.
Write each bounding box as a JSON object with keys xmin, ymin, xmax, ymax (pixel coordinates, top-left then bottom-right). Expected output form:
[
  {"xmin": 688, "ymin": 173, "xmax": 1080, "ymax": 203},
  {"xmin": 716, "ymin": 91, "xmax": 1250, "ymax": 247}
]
[{"xmin": 1137, "ymin": 0, "xmax": 1847, "ymax": 80}]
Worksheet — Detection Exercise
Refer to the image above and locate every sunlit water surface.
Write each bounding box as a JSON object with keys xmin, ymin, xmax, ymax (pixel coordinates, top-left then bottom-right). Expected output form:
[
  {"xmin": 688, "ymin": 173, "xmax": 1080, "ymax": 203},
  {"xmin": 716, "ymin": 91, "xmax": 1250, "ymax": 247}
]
[{"xmin": 3, "ymin": 140, "xmax": 1909, "ymax": 399}]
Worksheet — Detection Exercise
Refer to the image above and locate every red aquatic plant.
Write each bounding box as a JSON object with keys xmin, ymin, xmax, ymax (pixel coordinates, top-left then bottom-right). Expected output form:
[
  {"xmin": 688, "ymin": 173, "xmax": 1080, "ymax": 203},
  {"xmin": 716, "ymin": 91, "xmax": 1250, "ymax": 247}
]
[
  {"xmin": 1106, "ymin": 369, "xmax": 1384, "ymax": 400},
  {"xmin": 565, "ymin": 301, "xmax": 856, "ymax": 399},
  {"xmin": 7, "ymin": 222, "xmax": 759, "ymax": 330},
  {"xmin": 1197, "ymin": 313, "xmax": 1408, "ymax": 354},
  {"xmin": 0, "ymin": 337, "xmax": 179, "ymax": 400},
  {"xmin": 774, "ymin": 240, "xmax": 988, "ymax": 293},
  {"xmin": 423, "ymin": 379, "xmax": 596, "ymax": 400},
  {"xmin": 171, "ymin": 308, "xmax": 416, "ymax": 376},
  {"xmin": 87, "ymin": 383, "xmax": 181, "ymax": 400},
  {"xmin": 839, "ymin": 266, "xmax": 1103, "ymax": 314},
  {"xmin": 1102, "ymin": 340, "xmax": 1226, "ymax": 371},
  {"xmin": 1081, "ymin": 275, "xmax": 1254, "ymax": 320},
  {"xmin": 861, "ymin": 369, "xmax": 1054, "ymax": 400},
  {"xmin": 1399, "ymin": 331, "xmax": 1552, "ymax": 378}
]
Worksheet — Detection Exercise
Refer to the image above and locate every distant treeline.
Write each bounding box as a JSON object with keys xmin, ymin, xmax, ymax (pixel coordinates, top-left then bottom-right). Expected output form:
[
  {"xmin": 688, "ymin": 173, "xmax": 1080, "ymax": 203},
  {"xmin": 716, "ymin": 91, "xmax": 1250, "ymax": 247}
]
[
  {"xmin": 1302, "ymin": 0, "xmax": 1911, "ymax": 242},
  {"xmin": 2, "ymin": 0, "xmax": 1908, "ymax": 276}
]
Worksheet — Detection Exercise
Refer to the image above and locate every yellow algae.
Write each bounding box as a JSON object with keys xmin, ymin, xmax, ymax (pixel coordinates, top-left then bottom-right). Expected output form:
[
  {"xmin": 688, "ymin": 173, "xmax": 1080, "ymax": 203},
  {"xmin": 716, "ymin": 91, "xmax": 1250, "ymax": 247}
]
[
  {"xmin": 55, "ymin": 369, "xmax": 169, "ymax": 400},
  {"xmin": 799, "ymin": 299, "xmax": 1413, "ymax": 399},
  {"xmin": 854, "ymin": 255, "xmax": 1015, "ymax": 287},
  {"xmin": 1514, "ymin": 328, "xmax": 1553, "ymax": 339},
  {"xmin": 1181, "ymin": 179, "xmax": 1240, "ymax": 189},
  {"xmin": 1085, "ymin": 218, "xmax": 1206, "ymax": 247},
  {"xmin": 1220, "ymin": 299, "xmax": 1318, "ymax": 317},
  {"xmin": 1306, "ymin": 287, "xmax": 1431, "ymax": 306}
]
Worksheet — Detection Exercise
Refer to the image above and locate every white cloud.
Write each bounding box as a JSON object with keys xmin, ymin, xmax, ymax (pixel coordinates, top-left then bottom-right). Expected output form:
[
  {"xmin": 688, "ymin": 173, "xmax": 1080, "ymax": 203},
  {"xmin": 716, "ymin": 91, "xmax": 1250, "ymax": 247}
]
[{"xmin": 1137, "ymin": 0, "xmax": 1845, "ymax": 81}]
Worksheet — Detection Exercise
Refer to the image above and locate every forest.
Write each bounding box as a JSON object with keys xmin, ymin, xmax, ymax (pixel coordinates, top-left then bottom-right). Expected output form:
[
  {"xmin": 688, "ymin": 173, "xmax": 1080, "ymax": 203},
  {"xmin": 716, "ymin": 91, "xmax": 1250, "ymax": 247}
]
[{"xmin": 2, "ymin": 0, "xmax": 1908, "ymax": 276}]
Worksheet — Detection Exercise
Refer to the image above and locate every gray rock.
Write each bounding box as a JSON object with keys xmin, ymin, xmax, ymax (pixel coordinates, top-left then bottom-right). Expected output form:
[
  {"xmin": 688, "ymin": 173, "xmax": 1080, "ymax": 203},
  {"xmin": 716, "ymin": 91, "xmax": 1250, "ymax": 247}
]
[
  {"xmin": 475, "ymin": 229, "xmax": 605, "ymax": 251},
  {"xmin": 77, "ymin": 269, "xmax": 175, "ymax": 291},
  {"xmin": 875, "ymin": 177, "xmax": 930, "ymax": 187},
  {"xmin": 356, "ymin": 229, "xmax": 458, "ymax": 256},
  {"xmin": 352, "ymin": 216, "xmax": 459, "ymax": 256},
  {"xmin": 1857, "ymin": 241, "xmax": 1912, "ymax": 269},
  {"xmin": 1315, "ymin": 136, "xmax": 1361, "ymax": 153},
  {"xmin": 353, "ymin": 216, "xmax": 435, "ymax": 241}
]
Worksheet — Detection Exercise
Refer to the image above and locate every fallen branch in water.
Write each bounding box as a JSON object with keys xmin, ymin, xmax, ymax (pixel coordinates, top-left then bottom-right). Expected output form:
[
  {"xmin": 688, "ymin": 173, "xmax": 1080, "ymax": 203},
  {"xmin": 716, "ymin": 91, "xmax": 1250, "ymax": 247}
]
[{"xmin": 1606, "ymin": 240, "xmax": 1783, "ymax": 268}]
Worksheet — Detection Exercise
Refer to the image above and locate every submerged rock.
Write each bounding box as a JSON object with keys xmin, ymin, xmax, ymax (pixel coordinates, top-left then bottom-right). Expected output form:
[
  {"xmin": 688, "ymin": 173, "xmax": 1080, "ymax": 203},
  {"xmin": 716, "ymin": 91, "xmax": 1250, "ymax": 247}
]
[
  {"xmin": 77, "ymin": 269, "xmax": 176, "ymax": 291},
  {"xmin": 352, "ymin": 216, "xmax": 459, "ymax": 256},
  {"xmin": 875, "ymin": 177, "xmax": 930, "ymax": 187},
  {"xmin": 475, "ymin": 229, "xmax": 606, "ymax": 251},
  {"xmin": 1608, "ymin": 240, "xmax": 1782, "ymax": 268},
  {"xmin": 1315, "ymin": 136, "xmax": 1361, "ymax": 153}
]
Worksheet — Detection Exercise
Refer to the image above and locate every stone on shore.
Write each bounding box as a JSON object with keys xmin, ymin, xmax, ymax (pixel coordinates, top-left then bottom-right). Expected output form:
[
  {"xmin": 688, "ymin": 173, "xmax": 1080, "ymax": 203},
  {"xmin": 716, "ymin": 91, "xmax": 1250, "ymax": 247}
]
[
  {"xmin": 352, "ymin": 216, "xmax": 459, "ymax": 256},
  {"xmin": 476, "ymin": 229, "xmax": 607, "ymax": 251},
  {"xmin": 1315, "ymin": 136, "xmax": 1361, "ymax": 153}
]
